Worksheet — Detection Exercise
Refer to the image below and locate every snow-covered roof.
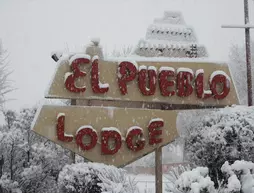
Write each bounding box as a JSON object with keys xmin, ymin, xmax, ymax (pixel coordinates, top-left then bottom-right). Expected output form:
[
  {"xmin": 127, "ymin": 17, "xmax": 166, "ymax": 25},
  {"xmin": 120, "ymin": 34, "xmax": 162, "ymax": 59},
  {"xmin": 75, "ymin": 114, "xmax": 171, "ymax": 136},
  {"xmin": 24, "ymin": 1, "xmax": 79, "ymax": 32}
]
[{"xmin": 154, "ymin": 11, "xmax": 186, "ymax": 25}]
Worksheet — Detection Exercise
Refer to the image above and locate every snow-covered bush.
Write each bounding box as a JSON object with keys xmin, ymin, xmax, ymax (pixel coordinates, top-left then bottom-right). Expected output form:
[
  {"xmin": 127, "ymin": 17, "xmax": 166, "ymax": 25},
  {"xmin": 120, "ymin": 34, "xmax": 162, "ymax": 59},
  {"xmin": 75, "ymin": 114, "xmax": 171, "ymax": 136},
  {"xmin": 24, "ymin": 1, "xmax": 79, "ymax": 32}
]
[
  {"xmin": 175, "ymin": 167, "xmax": 216, "ymax": 193},
  {"xmin": 58, "ymin": 162, "xmax": 138, "ymax": 193},
  {"xmin": 185, "ymin": 106, "xmax": 254, "ymax": 187},
  {"xmin": 165, "ymin": 164, "xmax": 191, "ymax": 193},
  {"xmin": 221, "ymin": 160, "xmax": 254, "ymax": 193},
  {"xmin": 169, "ymin": 160, "xmax": 254, "ymax": 193}
]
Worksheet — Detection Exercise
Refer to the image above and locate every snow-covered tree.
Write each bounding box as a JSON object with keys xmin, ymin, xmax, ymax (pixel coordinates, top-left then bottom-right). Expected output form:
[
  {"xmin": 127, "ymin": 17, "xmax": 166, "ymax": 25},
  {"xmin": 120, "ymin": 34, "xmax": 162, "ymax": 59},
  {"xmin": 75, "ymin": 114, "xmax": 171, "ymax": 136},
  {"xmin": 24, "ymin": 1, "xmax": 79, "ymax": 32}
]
[
  {"xmin": 0, "ymin": 173, "xmax": 21, "ymax": 193},
  {"xmin": 18, "ymin": 141, "xmax": 71, "ymax": 193},
  {"xmin": 3, "ymin": 110, "xmax": 17, "ymax": 130},
  {"xmin": 0, "ymin": 112, "xmax": 27, "ymax": 181},
  {"xmin": 0, "ymin": 107, "xmax": 73, "ymax": 192},
  {"xmin": 0, "ymin": 108, "xmax": 37, "ymax": 193},
  {"xmin": 0, "ymin": 114, "xmax": 26, "ymax": 191},
  {"xmin": 14, "ymin": 108, "xmax": 37, "ymax": 164},
  {"xmin": 229, "ymin": 42, "xmax": 254, "ymax": 105},
  {"xmin": 19, "ymin": 164, "xmax": 57, "ymax": 193},
  {"xmin": 0, "ymin": 40, "xmax": 13, "ymax": 106},
  {"xmin": 184, "ymin": 106, "xmax": 254, "ymax": 187},
  {"xmin": 58, "ymin": 162, "xmax": 139, "ymax": 193},
  {"xmin": 15, "ymin": 108, "xmax": 71, "ymax": 193}
]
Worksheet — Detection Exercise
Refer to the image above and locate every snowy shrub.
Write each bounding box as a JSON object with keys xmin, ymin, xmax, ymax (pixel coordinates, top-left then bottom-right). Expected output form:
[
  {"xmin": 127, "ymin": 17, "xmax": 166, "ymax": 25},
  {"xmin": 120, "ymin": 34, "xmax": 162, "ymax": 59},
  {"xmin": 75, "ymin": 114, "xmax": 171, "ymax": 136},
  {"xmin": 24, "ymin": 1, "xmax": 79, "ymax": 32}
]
[
  {"xmin": 58, "ymin": 163, "xmax": 101, "ymax": 193},
  {"xmin": 165, "ymin": 164, "xmax": 191, "ymax": 193},
  {"xmin": 220, "ymin": 160, "xmax": 254, "ymax": 193},
  {"xmin": 185, "ymin": 106, "xmax": 254, "ymax": 187},
  {"xmin": 58, "ymin": 162, "xmax": 138, "ymax": 193},
  {"xmin": 170, "ymin": 160, "xmax": 254, "ymax": 193},
  {"xmin": 175, "ymin": 167, "xmax": 216, "ymax": 193}
]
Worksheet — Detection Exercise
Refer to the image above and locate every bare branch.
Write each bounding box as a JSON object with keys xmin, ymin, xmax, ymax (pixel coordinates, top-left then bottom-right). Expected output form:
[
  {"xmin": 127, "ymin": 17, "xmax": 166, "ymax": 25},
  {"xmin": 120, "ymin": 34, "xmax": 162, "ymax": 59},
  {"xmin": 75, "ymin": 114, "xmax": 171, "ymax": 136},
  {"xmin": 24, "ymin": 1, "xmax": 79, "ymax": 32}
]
[{"xmin": 0, "ymin": 40, "xmax": 13, "ymax": 106}]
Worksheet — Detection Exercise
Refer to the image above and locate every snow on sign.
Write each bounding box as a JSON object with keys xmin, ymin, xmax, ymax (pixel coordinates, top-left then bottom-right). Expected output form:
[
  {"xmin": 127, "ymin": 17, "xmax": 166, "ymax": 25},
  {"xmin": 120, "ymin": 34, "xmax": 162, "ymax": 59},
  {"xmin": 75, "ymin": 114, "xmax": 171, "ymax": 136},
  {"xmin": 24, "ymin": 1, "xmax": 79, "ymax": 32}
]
[
  {"xmin": 32, "ymin": 105, "xmax": 178, "ymax": 167},
  {"xmin": 46, "ymin": 55, "xmax": 238, "ymax": 106}
]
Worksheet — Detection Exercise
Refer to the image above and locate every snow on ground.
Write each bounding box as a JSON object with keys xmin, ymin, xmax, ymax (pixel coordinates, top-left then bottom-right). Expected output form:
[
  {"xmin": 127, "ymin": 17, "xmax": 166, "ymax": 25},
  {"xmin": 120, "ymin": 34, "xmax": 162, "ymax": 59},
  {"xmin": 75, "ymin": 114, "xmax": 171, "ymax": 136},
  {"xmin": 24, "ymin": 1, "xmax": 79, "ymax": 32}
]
[{"xmin": 128, "ymin": 174, "xmax": 172, "ymax": 193}]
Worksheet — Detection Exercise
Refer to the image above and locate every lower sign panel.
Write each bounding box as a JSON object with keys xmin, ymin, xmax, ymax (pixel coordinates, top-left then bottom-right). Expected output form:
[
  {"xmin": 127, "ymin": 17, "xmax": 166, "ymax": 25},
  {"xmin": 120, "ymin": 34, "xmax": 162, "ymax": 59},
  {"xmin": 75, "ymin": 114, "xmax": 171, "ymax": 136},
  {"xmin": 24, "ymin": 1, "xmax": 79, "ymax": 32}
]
[{"xmin": 32, "ymin": 105, "xmax": 179, "ymax": 167}]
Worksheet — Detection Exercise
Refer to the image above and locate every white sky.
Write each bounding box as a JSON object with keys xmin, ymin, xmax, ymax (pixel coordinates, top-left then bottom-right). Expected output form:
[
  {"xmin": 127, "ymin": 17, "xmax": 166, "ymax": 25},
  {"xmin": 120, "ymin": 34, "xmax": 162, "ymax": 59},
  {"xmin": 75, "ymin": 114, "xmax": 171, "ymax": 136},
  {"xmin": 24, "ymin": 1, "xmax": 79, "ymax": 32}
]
[{"xmin": 0, "ymin": 0, "xmax": 253, "ymax": 112}]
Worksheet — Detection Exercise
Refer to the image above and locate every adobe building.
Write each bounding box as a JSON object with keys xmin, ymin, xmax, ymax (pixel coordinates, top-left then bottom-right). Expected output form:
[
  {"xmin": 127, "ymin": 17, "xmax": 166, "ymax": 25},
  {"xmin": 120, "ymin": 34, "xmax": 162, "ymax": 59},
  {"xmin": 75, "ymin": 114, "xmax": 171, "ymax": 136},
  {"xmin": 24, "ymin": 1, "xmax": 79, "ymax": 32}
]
[{"xmin": 134, "ymin": 11, "xmax": 208, "ymax": 58}]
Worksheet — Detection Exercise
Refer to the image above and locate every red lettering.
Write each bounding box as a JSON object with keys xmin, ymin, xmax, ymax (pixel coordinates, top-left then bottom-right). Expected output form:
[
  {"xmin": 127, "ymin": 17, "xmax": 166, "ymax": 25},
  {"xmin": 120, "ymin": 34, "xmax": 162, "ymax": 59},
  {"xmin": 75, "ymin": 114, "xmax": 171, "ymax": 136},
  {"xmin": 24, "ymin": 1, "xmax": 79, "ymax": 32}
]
[
  {"xmin": 56, "ymin": 114, "xmax": 73, "ymax": 142},
  {"xmin": 148, "ymin": 119, "xmax": 164, "ymax": 145},
  {"xmin": 210, "ymin": 72, "xmax": 230, "ymax": 99},
  {"xmin": 177, "ymin": 68, "xmax": 194, "ymax": 97},
  {"xmin": 118, "ymin": 61, "xmax": 137, "ymax": 95},
  {"xmin": 138, "ymin": 67, "xmax": 156, "ymax": 96},
  {"xmin": 159, "ymin": 67, "xmax": 175, "ymax": 96},
  {"xmin": 91, "ymin": 56, "xmax": 109, "ymax": 94},
  {"xmin": 101, "ymin": 128, "xmax": 122, "ymax": 155},
  {"xmin": 76, "ymin": 126, "xmax": 98, "ymax": 151},
  {"xmin": 195, "ymin": 70, "xmax": 212, "ymax": 99},
  {"xmin": 65, "ymin": 56, "xmax": 90, "ymax": 93},
  {"xmin": 126, "ymin": 127, "xmax": 145, "ymax": 152}
]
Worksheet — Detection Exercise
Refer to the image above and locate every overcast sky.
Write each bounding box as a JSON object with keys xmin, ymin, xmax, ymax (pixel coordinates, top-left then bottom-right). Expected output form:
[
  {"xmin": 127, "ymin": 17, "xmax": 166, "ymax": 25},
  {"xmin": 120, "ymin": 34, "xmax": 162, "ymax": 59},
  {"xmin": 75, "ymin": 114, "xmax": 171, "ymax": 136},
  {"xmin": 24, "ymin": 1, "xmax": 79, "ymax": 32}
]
[{"xmin": 0, "ymin": 0, "xmax": 253, "ymax": 113}]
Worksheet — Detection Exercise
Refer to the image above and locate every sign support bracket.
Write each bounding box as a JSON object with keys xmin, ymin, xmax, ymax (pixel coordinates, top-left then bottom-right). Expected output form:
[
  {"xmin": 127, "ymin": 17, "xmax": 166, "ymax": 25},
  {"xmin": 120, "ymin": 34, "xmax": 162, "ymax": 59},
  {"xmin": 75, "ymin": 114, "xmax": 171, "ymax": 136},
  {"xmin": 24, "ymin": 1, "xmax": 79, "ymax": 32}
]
[{"xmin": 70, "ymin": 99, "xmax": 76, "ymax": 163}]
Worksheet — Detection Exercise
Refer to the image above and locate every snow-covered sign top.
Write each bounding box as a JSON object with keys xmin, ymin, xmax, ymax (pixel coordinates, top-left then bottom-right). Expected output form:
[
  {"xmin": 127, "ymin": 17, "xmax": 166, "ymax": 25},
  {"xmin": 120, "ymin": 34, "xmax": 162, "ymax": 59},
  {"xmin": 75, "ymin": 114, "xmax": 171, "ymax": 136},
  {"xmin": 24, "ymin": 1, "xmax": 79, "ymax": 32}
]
[{"xmin": 46, "ymin": 54, "xmax": 239, "ymax": 107}]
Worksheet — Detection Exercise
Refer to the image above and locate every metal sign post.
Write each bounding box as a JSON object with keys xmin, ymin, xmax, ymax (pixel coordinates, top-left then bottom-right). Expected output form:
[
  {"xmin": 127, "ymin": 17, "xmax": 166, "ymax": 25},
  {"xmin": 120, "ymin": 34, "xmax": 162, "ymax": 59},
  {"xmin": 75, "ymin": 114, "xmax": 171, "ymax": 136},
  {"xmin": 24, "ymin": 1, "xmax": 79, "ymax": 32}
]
[
  {"xmin": 155, "ymin": 146, "xmax": 163, "ymax": 193},
  {"xmin": 70, "ymin": 99, "xmax": 76, "ymax": 163},
  {"xmin": 222, "ymin": 0, "xmax": 253, "ymax": 106}
]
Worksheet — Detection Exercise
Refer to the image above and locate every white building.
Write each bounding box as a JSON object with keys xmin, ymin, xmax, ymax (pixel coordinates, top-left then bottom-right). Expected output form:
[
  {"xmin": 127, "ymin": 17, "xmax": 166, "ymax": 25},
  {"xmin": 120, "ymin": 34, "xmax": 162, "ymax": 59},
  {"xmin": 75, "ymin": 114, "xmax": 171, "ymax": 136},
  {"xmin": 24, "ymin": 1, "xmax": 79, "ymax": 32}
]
[{"xmin": 134, "ymin": 11, "xmax": 208, "ymax": 58}]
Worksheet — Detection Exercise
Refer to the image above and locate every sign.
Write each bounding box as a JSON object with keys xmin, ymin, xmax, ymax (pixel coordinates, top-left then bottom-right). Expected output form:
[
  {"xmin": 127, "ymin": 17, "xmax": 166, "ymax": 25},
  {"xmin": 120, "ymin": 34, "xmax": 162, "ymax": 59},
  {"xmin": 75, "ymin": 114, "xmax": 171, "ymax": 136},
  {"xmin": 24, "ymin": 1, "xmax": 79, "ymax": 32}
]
[
  {"xmin": 46, "ymin": 54, "xmax": 238, "ymax": 106},
  {"xmin": 32, "ymin": 105, "xmax": 179, "ymax": 167},
  {"xmin": 32, "ymin": 53, "xmax": 239, "ymax": 167}
]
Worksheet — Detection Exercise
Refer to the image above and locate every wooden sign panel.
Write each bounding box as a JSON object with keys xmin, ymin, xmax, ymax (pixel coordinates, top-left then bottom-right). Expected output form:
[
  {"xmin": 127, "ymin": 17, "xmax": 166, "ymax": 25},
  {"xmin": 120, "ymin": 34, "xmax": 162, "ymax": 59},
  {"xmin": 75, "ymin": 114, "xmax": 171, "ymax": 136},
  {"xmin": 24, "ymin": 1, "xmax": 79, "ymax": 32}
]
[
  {"xmin": 32, "ymin": 105, "xmax": 179, "ymax": 167},
  {"xmin": 46, "ymin": 54, "xmax": 239, "ymax": 106}
]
